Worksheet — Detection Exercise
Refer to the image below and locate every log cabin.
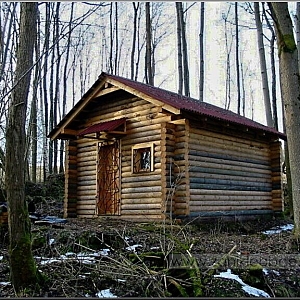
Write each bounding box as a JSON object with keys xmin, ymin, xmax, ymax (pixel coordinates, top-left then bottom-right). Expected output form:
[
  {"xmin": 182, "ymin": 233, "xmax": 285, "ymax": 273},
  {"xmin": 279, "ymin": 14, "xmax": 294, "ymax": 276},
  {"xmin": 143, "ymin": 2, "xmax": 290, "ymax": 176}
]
[{"xmin": 48, "ymin": 72, "xmax": 286, "ymax": 221}]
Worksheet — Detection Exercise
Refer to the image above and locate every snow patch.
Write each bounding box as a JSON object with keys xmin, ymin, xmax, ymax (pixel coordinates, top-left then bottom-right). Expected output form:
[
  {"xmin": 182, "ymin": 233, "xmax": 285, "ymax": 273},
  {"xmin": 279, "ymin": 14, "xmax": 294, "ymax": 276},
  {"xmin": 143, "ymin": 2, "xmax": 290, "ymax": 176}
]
[
  {"xmin": 125, "ymin": 244, "xmax": 142, "ymax": 252},
  {"xmin": 262, "ymin": 224, "xmax": 294, "ymax": 235},
  {"xmin": 95, "ymin": 288, "xmax": 117, "ymax": 298},
  {"xmin": 215, "ymin": 269, "xmax": 270, "ymax": 298}
]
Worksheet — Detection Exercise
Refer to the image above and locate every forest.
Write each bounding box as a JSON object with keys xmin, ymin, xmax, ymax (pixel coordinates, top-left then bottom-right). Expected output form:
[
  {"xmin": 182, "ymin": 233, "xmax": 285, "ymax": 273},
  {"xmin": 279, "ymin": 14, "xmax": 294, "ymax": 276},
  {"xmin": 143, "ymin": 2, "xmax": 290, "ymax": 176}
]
[
  {"xmin": 0, "ymin": 1, "xmax": 293, "ymax": 183},
  {"xmin": 2, "ymin": 1, "xmax": 300, "ymax": 297}
]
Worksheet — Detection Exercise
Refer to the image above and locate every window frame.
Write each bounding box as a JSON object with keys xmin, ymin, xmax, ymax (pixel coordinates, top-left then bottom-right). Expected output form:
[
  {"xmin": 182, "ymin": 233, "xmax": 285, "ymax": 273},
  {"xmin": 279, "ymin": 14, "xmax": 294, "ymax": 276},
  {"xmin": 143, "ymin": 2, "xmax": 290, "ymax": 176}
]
[{"xmin": 131, "ymin": 142, "xmax": 154, "ymax": 174}]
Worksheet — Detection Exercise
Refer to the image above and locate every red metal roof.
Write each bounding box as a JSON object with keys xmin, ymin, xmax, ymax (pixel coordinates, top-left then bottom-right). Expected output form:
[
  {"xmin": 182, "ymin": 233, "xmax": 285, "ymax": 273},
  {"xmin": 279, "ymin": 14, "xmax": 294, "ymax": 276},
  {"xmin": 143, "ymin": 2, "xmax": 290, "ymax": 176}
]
[
  {"xmin": 79, "ymin": 118, "xmax": 126, "ymax": 136},
  {"xmin": 101, "ymin": 72, "xmax": 286, "ymax": 140}
]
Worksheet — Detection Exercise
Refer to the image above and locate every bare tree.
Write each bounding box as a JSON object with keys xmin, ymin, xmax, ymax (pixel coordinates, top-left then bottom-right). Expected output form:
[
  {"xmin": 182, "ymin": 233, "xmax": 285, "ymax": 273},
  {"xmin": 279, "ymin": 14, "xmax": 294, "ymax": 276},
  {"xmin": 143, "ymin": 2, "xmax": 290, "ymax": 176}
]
[
  {"xmin": 269, "ymin": 2, "xmax": 300, "ymax": 236},
  {"xmin": 131, "ymin": 2, "xmax": 140, "ymax": 80},
  {"xmin": 176, "ymin": 2, "xmax": 190, "ymax": 96},
  {"xmin": 199, "ymin": 2, "xmax": 205, "ymax": 101},
  {"xmin": 176, "ymin": 2, "xmax": 183, "ymax": 94},
  {"xmin": 5, "ymin": 2, "xmax": 42, "ymax": 292},
  {"xmin": 235, "ymin": 2, "xmax": 241, "ymax": 115},
  {"xmin": 254, "ymin": 2, "xmax": 273, "ymax": 127},
  {"xmin": 145, "ymin": 2, "xmax": 154, "ymax": 85}
]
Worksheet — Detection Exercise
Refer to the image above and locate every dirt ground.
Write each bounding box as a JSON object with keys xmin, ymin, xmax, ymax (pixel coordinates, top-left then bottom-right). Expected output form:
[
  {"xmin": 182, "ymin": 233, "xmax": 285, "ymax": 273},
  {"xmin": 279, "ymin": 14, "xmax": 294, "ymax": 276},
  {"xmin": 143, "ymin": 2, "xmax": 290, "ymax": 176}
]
[{"xmin": 0, "ymin": 213, "xmax": 299, "ymax": 298}]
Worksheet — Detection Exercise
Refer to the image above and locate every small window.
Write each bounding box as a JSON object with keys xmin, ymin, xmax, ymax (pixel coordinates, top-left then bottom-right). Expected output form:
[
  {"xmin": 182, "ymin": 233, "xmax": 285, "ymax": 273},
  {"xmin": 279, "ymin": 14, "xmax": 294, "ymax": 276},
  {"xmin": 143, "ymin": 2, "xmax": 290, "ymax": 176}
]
[{"xmin": 132, "ymin": 143, "xmax": 154, "ymax": 173}]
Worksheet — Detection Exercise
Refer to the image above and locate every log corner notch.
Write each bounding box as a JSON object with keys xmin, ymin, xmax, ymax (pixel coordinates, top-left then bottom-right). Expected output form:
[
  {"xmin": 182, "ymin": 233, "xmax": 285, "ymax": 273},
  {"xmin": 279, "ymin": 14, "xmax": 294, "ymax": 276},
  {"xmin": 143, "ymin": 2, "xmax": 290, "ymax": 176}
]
[{"xmin": 270, "ymin": 139, "xmax": 283, "ymax": 212}]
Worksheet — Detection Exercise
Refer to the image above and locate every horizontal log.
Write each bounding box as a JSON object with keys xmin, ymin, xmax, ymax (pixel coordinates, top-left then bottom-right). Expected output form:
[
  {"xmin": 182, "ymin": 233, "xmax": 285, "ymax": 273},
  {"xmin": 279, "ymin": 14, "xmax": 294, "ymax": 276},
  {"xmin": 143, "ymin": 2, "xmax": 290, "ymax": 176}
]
[
  {"xmin": 76, "ymin": 200, "xmax": 97, "ymax": 206},
  {"xmin": 77, "ymin": 177, "xmax": 96, "ymax": 184},
  {"xmin": 189, "ymin": 127, "xmax": 269, "ymax": 149},
  {"xmin": 189, "ymin": 139, "xmax": 269, "ymax": 162},
  {"xmin": 190, "ymin": 189, "xmax": 271, "ymax": 196},
  {"xmin": 122, "ymin": 192, "xmax": 162, "ymax": 199},
  {"xmin": 189, "ymin": 183, "xmax": 272, "ymax": 192},
  {"xmin": 77, "ymin": 160, "xmax": 97, "ymax": 167},
  {"xmin": 77, "ymin": 165, "xmax": 97, "ymax": 172},
  {"xmin": 190, "ymin": 170, "xmax": 271, "ymax": 183},
  {"xmin": 189, "ymin": 135, "xmax": 270, "ymax": 157},
  {"xmin": 76, "ymin": 206, "xmax": 97, "ymax": 212},
  {"xmin": 189, "ymin": 205, "xmax": 272, "ymax": 212},
  {"xmin": 77, "ymin": 170, "xmax": 97, "ymax": 178},
  {"xmin": 189, "ymin": 177, "xmax": 271, "ymax": 188},
  {"xmin": 188, "ymin": 153, "xmax": 270, "ymax": 170},
  {"xmin": 189, "ymin": 195, "xmax": 271, "ymax": 202},
  {"xmin": 88, "ymin": 104, "xmax": 161, "ymax": 123},
  {"xmin": 87, "ymin": 98, "xmax": 152, "ymax": 119},
  {"xmin": 121, "ymin": 204, "xmax": 161, "ymax": 210},
  {"xmin": 121, "ymin": 166, "xmax": 161, "ymax": 175},
  {"xmin": 77, "ymin": 139, "xmax": 97, "ymax": 148},
  {"xmin": 126, "ymin": 123, "xmax": 162, "ymax": 134},
  {"xmin": 77, "ymin": 151, "xmax": 96, "ymax": 158},
  {"xmin": 189, "ymin": 165, "xmax": 271, "ymax": 177},
  {"xmin": 77, "ymin": 145, "xmax": 96, "ymax": 153},
  {"xmin": 76, "ymin": 195, "xmax": 97, "ymax": 201},
  {"xmin": 77, "ymin": 188, "xmax": 96, "ymax": 195},
  {"xmin": 122, "ymin": 181, "xmax": 163, "ymax": 188},
  {"xmin": 122, "ymin": 134, "xmax": 161, "ymax": 146},
  {"xmin": 120, "ymin": 209, "xmax": 162, "ymax": 215},
  {"xmin": 121, "ymin": 142, "xmax": 160, "ymax": 152},
  {"xmin": 122, "ymin": 174, "xmax": 161, "ymax": 183},
  {"xmin": 121, "ymin": 186, "xmax": 162, "ymax": 193},
  {"xmin": 127, "ymin": 115, "xmax": 172, "ymax": 129},
  {"xmin": 122, "ymin": 198, "xmax": 161, "ymax": 205}
]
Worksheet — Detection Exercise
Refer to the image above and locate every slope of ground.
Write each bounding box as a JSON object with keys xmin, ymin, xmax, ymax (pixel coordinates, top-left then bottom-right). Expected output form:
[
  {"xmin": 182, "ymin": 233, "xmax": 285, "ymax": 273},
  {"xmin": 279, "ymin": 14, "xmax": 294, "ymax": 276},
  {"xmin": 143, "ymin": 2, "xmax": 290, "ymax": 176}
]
[{"xmin": 0, "ymin": 213, "xmax": 299, "ymax": 298}]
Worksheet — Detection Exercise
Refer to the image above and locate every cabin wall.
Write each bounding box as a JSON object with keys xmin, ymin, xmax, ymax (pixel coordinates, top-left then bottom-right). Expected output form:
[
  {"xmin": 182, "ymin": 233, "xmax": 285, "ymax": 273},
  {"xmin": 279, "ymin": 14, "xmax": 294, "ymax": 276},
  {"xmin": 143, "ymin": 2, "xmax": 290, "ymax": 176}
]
[
  {"xmin": 120, "ymin": 102, "xmax": 171, "ymax": 221},
  {"xmin": 76, "ymin": 139, "xmax": 97, "ymax": 218},
  {"xmin": 187, "ymin": 127, "xmax": 274, "ymax": 214},
  {"xmin": 73, "ymin": 95, "xmax": 172, "ymax": 220}
]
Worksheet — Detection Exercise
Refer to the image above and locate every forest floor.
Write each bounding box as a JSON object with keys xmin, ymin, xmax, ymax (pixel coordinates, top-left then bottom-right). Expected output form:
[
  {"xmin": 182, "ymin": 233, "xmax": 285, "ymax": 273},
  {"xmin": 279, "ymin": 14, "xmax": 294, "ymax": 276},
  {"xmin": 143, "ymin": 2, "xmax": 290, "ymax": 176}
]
[{"xmin": 0, "ymin": 209, "xmax": 299, "ymax": 298}]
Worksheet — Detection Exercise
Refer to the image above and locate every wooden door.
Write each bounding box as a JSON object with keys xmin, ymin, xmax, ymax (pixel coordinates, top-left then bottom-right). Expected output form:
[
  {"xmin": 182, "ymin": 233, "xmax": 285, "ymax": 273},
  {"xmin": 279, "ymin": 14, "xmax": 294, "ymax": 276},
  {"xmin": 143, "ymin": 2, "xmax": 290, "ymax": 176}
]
[{"xmin": 97, "ymin": 140, "xmax": 120, "ymax": 215}]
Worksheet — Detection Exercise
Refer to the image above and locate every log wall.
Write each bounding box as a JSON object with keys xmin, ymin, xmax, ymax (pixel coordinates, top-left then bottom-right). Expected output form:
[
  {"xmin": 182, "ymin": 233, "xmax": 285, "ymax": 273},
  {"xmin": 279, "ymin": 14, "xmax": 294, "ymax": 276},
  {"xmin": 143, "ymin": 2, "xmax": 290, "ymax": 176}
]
[
  {"xmin": 120, "ymin": 99, "xmax": 169, "ymax": 220},
  {"xmin": 73, "ymin": 94, "xmax": 171, "ymax": 220},
  {"xmin": 76, "ymin": 139, "xmax": 97, "ymax": 218},
  {"xmin": 187, "ymin": 127, "xmax": 275, "ymax": 213}
]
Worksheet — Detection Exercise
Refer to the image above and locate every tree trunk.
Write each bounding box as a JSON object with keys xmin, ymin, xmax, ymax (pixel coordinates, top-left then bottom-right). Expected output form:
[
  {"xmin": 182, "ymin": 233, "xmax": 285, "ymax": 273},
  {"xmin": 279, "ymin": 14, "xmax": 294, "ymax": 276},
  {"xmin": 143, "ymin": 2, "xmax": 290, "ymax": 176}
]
[
  {"xmin": 254, "ymin": 2, "xmax": 273, "ymax": 127},
  {"xmin": 131, "ymin": 2, "xmax": 139, "ymax": 80},
  {"xmin": 235, "ymin": 2, "xmax": 241, "ymax": 115},
  {"xmin": 199, "ymin": 2, "xmax": 205, "ymax": 101},
  {"xmin": 5, "ymin": 2, "xmax": 42, "ymax": 293},
  {"xmin": 180, "ymin": 2, "xmax": 190, "ymax": 97},
  {"xmin": 176, "ymin": 2, "xmax": 183, "ymax": 95},
  {"xmin": 42, "ymin": 3, "xmax": 50, "ymax": 181},
  {"xmin": 269, "ymin": 2, "xmax": 300, "ymax": 236},
  {"xmin": 145, "ymin": 2, "xmax": 154, "ymax": 85}
]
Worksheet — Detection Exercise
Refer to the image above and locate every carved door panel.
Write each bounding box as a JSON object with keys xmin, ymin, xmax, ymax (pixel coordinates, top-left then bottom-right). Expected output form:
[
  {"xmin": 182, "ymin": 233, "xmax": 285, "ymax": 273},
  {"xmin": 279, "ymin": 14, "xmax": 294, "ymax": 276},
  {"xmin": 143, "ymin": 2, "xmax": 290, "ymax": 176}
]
[{"xmin": 97, "ymin": 141, "xmax": 120, "ymax": 215}]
